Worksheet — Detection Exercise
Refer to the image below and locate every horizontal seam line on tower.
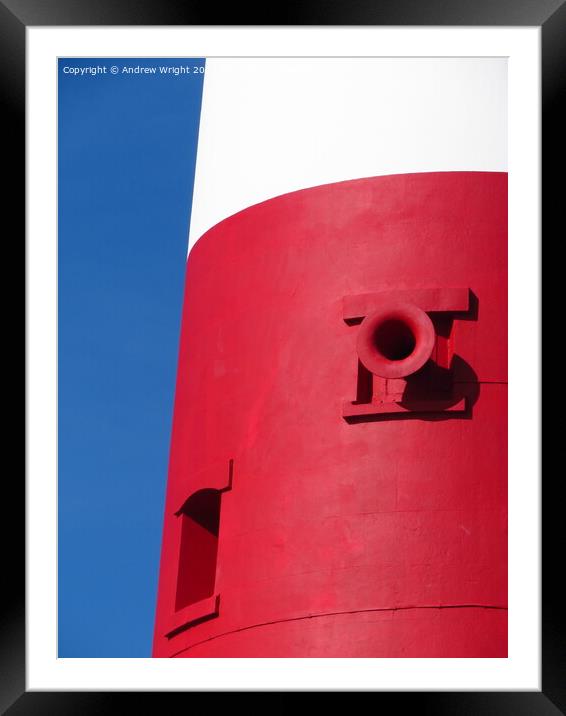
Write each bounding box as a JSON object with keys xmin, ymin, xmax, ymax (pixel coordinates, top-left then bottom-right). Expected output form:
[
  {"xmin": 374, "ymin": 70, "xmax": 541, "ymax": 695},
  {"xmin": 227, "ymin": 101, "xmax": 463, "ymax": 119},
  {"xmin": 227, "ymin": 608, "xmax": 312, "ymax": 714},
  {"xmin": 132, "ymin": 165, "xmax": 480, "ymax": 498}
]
[
  {"xmin": 458, "ymin": 381, "xmax": 507, "ymax": 385},
  {"xmin": 169, "ymin": 603, "xmax": 508, "ymax": 657}
]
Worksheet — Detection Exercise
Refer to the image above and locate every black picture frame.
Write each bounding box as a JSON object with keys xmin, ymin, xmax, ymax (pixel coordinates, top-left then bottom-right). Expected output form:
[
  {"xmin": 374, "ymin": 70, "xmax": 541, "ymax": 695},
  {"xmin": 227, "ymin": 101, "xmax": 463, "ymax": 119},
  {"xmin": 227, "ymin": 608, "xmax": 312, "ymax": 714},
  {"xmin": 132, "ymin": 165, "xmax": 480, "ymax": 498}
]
[{"xmin": 11, "ymin": 0, "xmax": 555, "ymax": 710}]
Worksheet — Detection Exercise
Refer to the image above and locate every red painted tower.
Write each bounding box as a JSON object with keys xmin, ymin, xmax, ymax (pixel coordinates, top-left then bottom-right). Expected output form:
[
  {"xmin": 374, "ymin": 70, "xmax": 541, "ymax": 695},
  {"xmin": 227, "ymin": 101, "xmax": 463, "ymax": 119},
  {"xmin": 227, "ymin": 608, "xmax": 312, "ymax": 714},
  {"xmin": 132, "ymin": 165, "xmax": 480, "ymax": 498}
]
[{"xmin": 153, "ymin": 172, "xmax": 507, "ymax": 657}]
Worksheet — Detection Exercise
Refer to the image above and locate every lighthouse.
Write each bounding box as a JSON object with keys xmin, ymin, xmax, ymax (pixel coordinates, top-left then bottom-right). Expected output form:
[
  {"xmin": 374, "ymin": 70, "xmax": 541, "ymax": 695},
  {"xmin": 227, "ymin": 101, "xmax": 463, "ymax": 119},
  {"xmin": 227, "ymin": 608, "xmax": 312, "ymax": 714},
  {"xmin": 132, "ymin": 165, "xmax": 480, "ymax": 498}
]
[{"xmin": 152, "ymin": 58, "xmax": 507, "ymax": 658}]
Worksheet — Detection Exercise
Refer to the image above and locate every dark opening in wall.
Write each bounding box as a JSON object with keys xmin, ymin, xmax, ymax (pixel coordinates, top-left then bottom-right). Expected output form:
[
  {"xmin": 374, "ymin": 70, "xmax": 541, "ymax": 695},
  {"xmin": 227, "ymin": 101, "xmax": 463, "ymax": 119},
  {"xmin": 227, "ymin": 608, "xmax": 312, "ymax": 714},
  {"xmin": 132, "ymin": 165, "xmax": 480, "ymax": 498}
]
[
  {"xmin": 175, "ymin": 489, "xmax": 221, "ymax": 611},
  {"xmin": 373, "ymin": 318, "xmax": 416, "ymax": 361}
]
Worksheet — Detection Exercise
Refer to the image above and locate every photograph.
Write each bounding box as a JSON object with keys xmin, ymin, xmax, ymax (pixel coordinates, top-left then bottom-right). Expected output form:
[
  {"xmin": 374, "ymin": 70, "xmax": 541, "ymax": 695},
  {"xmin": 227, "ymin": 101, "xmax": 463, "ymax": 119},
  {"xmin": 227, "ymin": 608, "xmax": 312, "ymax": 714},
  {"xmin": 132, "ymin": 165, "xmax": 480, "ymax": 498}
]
[{"xmin": 58, "ymin": 56, "xmax": 509, "ymax": 660}]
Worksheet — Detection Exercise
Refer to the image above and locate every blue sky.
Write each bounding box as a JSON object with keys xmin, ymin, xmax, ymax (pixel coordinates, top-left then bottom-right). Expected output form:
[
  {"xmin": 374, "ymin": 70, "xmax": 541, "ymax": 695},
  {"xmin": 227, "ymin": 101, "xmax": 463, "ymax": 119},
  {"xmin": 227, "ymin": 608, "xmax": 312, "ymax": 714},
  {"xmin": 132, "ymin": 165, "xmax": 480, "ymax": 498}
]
[{"xmin": 58, "ymin": 58, "xmax": 205, "ymax": 657}]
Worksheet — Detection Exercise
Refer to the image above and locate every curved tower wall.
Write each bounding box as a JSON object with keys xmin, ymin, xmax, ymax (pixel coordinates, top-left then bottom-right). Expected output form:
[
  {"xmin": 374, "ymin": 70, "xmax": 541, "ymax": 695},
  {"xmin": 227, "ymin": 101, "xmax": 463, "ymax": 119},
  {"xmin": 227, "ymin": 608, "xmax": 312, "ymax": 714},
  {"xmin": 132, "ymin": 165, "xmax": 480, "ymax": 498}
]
[
  {"xmin": 153, "ymin": 171, "xmax": 507, "ymax": 657},
  {"xmin": 187, "ymin": 58, "xmax": 507, "ymax": 249}
]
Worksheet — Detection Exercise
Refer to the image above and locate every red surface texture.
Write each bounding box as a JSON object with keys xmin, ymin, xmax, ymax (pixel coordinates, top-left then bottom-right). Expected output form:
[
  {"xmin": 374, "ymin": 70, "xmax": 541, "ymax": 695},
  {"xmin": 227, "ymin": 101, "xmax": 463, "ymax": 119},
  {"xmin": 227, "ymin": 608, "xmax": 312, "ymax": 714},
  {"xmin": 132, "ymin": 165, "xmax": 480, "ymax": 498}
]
[{"xmin": 153, "ymin": 172, "xmax": 507, "ymax": 658}]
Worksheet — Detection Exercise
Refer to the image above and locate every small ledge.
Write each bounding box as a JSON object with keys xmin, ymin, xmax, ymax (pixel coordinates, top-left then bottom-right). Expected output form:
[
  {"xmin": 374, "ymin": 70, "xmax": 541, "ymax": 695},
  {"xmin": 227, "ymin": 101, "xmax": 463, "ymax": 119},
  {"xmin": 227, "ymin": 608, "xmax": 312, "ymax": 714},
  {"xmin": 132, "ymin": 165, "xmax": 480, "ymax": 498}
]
[
  {"xmin": 343, "ymin": 397, "xmax": 467, "ymax": 420},
  {"xmin": 165, "ymin": 594, "xmax": 220, "ymax": 639}
]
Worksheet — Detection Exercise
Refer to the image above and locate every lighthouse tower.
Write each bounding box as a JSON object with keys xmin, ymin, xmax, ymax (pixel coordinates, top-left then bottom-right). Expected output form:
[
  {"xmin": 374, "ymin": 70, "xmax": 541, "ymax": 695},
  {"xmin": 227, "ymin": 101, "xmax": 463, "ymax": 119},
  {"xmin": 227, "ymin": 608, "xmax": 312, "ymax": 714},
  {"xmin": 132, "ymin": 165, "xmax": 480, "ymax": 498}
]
[{"xmin": 152, "ymin": 59, "xmax": 507, "ymax": 658}]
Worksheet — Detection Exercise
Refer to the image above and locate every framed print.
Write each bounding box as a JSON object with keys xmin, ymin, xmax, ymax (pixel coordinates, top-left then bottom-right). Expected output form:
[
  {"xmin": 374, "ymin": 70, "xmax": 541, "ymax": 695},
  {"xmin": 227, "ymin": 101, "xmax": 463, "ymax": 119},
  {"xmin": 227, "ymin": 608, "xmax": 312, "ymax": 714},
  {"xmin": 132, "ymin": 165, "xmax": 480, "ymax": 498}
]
[{"xmin": 14, "ymin": 1, "xmax": 556, "ymax": 710}]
